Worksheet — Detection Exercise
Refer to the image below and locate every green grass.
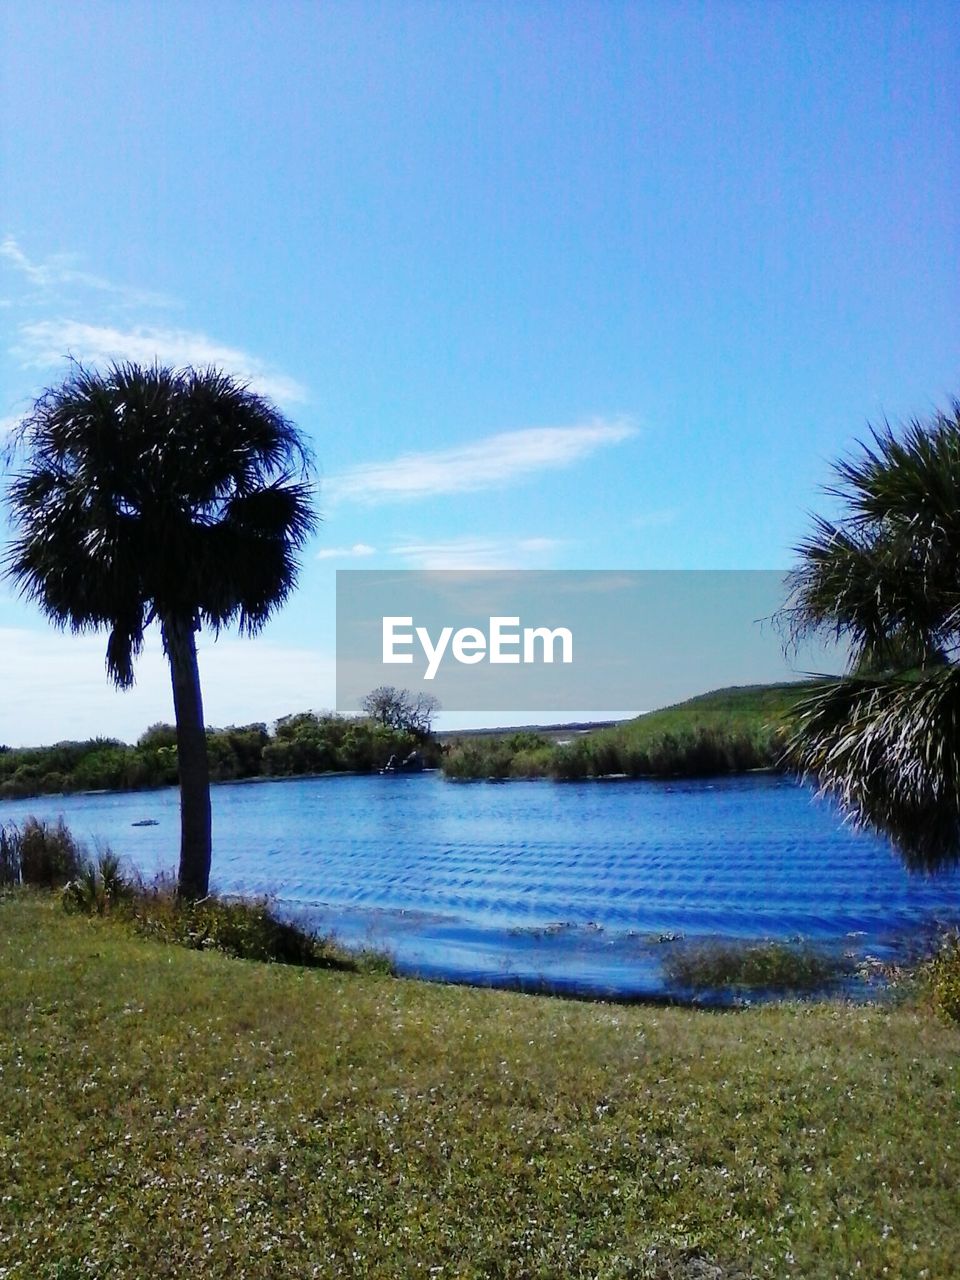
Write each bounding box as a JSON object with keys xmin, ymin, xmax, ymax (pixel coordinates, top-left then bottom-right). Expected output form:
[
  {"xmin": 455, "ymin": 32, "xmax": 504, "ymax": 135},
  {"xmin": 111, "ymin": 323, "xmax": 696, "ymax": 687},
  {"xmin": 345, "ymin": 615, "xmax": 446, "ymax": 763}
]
[
  {"xmin": 662, "ymin": 940, "xmax": 853, "ymax": 994},
  {"xmin": 614, "ymin": 682, "xmax": 823, "ymax": 749},
  {"xmin": 2, "ymin": 894, "xmax": 958, "ymax": 1278},
  {"xmin": 444, "ymin": 682, "xmax": 828, "ymax": 780},
  {"xmin": 568, "ymin": 681, "xmax": 826, "ymax": 775}
]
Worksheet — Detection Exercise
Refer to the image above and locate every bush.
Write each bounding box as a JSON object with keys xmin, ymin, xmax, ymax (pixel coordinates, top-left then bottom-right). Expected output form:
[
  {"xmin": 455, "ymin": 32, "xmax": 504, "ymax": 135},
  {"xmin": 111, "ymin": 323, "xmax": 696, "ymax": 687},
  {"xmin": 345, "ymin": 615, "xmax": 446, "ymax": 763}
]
[
  {"xmin": 443, "ymin": 740, "xmax": 515, "ymax": 780},
  {"xmin": 62, "ymin": 849, "xmax": 132, "ymax": 916},
  {"xmin": 3, "ymin": 817, "xmax": 85, "ymax": 887},
  {"xmin": 0, "ymin": 824, "xmax": 20, "ymax": 886},
  {"xmin": 922, "ymin": 931, "xmax": 960, "ymax": 1024}
]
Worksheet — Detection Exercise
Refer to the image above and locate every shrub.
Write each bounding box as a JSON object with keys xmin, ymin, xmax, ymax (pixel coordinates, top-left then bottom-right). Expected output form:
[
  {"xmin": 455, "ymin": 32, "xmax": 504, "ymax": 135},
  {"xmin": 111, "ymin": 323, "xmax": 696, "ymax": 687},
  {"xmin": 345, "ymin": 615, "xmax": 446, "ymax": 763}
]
[
  {"xmin": 0, "ymin": 824, "xmax": 20, "ymax": 886},
  {"xmin": 15, "ymin": 817, "xmax": 84, "ymax": 887},
  {"xmin": 509, "ymin": 746, "xmax": 554, "ymax": 778},
  {"xmin": 443, "ymin": 740, "xmax": 515, "ymax": 780},
  {"xmin": 62, "ymin": 849, "xmax": 133, "ymax": 916},
  {"xmin": 552, "ymin": 741, "xmax": 592, "ymax": 780},
  {"xmin": 922, "ymin": 931, "xmax": 960, "ymax": 1024}
]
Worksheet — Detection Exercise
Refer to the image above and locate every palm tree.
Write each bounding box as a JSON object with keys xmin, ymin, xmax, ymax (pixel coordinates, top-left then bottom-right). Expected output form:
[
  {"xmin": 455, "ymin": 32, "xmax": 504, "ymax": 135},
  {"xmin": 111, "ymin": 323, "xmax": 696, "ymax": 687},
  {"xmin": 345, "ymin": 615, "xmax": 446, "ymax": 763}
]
[
  {"xmin": 782, "ymin": 399, "xmax": 960, "ymax": 870},
  {"xmin": 5, "ymin": 361, "xmax": 317, "ymax": 898}
]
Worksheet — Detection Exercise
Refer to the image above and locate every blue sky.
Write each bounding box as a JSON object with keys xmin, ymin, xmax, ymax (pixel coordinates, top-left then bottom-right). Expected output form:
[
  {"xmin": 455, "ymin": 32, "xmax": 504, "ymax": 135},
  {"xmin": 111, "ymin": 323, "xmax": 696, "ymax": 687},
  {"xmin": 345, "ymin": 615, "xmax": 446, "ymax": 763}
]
[{"xmin": 0, "ymin": 1, "xmax": 957, "ymax": 744}]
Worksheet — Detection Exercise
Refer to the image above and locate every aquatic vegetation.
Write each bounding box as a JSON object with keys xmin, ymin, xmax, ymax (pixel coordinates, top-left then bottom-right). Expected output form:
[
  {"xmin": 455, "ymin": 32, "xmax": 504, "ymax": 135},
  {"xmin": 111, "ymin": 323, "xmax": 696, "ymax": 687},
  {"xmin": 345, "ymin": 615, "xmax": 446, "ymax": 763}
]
[{"xmin": 663, "ymin": 939, "xmax": 853, "ymax": 994}]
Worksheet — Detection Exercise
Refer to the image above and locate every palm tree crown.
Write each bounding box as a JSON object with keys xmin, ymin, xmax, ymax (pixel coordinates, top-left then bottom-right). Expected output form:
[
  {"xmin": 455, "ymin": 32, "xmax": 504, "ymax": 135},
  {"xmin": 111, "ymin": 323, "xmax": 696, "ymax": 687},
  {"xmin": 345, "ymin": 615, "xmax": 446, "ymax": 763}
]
[
  {"xmin": 5, "ymin": 361, "xmax": 318, "ymax": 896},
  {"xmin": 6, "ymin": 361, "xmax": 316, "ymax": 686},
  {"xmin": 783, "ymin": 400, "xmax": 960, "ymax": 870}
]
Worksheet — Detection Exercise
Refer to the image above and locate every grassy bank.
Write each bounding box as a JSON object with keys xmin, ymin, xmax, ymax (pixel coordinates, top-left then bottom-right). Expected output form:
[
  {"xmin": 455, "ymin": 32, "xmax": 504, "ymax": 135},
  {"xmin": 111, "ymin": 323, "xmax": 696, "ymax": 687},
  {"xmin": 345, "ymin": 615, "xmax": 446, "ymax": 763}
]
[
  {"xmin": 444, "ymin": 682, "xmax": 825, "ymax": 781},
  {"xmin": 2, "ymin": 895, "xmax": 958, "ymax": 1278}
]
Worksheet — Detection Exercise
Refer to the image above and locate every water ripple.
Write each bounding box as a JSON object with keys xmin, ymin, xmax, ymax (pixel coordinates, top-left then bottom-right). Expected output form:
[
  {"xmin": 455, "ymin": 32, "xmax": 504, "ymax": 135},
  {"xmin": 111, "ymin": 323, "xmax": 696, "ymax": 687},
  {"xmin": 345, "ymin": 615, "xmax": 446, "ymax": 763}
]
[{"xmin": 4, "ymin": 772, "xmax": 959, "ymax": 1000}]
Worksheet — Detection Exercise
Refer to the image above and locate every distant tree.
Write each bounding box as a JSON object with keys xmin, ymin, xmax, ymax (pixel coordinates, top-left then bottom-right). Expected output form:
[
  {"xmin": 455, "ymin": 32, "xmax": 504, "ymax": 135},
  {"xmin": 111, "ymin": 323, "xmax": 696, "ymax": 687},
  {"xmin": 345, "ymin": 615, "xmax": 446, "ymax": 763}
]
[
  {"xmin": 5, "ymin": 361, "xmax": 316, "ymax": 898},
  {"xmin": 137, "ymin": 723, "xmax": 179, "ymax": 751},
  {"xmin": 782, "ymin": 399, "xmax": 960, "ymax": 870},
  {"xmin": 360, "ymin": 686, "xmax": 440, "ymax": 738}
]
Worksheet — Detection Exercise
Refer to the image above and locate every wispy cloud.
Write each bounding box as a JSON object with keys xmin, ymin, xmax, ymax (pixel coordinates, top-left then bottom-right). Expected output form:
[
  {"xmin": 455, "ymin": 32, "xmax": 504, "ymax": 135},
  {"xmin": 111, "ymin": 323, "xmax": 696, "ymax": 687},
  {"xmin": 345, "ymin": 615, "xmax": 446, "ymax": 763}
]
[
  {"xmin": 315, "ymin": 542, "xmax": 377, "ymax": 561},
  {"xmin": 12, "ymin": 319, "xmax": 307, "ymax": 405},
  {"xmin": 389, "ymin": 535, "xmax": 565, "ymax": 570},
  {"xmin": 325, "ymin": 419, "xmax": 636, "ymax": 506},
  {"xmin": 1, "ymin": 235, "xmax": 171, "ymax": 308},
  {"xmin": 2, "ymin": 237, "xmax": 307, "ymax": 407}
]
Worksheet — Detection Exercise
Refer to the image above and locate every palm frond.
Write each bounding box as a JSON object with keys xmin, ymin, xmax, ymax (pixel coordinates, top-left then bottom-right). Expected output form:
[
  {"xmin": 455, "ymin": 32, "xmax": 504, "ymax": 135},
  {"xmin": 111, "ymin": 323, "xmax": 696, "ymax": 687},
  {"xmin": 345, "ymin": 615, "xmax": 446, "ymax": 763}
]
[
  {"xmin": 781, "ymin": 399, "xmax": 960, "ymax": 871},
  {"xmin": 4, "ymin": 360, "xmax": 318, "ymax": 678},
  {"xmin": 786, "ymin": 670, "xmax": 960, "ymax": 870}
]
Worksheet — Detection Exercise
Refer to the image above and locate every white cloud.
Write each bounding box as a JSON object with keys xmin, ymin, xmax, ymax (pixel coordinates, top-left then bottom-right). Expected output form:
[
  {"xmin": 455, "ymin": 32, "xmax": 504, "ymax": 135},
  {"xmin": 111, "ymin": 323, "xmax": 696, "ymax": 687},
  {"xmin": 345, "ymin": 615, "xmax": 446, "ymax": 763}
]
[
  {"xmin": 315, "ymin": 543, "xmax": 377, "ymax": 561},
  {"xmin": 1, "ymin": 235, "xmax": 171, "ymax": 308},
  {"xmin": 325, "ymin": 419, "xmax": 636, "ymax": 505},
  {"xmin": 0, "ymin": 626, "xmax": 336, "ymax": 747},
  {"xmin": 12, "ymin": 319, "xmax": 307, "ymax": 405},
  {"xmin": 2, "ymin": 237, "xmax": 308, "ymax": 408},
  {"xmin": 388, "ymin": 535, "xmax": 565, "ymax": 570}
]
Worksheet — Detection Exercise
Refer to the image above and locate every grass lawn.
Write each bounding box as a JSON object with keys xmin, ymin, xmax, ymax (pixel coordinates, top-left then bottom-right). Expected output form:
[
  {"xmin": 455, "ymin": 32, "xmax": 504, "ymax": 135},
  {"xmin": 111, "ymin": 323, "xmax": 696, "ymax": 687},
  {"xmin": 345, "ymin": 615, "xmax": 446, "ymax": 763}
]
[{"xmin": 1, "ymin": 894, "xmax": 957, "ymax": 1279}]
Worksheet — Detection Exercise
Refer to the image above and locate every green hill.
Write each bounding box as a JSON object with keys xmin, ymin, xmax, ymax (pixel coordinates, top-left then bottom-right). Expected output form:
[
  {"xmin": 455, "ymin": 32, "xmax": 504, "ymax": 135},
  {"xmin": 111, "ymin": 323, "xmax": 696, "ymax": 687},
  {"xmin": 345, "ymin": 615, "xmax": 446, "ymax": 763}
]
[
  {"xmin": 610, "ymin": 679, "xmax": 824, "ymax": 748},
  {"xmin": 443, "ymin": 680, "xmax": 831, "ymax": 780}
]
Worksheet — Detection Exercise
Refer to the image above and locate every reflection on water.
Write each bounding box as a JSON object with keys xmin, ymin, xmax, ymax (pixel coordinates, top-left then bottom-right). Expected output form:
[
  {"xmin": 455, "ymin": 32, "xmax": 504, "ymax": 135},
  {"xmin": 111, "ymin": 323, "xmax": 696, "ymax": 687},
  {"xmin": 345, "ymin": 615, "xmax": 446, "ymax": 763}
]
[{"xmin": 4, "ymin": 772, "xmax": 959, "ymax": 1001}]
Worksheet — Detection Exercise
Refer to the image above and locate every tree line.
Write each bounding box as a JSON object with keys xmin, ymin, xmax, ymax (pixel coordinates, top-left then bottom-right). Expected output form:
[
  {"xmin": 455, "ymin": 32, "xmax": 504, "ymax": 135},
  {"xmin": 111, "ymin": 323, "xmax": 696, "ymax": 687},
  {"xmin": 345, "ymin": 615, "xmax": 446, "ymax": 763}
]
[{"xmin": 0, "ymin": 712, "xmax": 441, "ymax": 801}]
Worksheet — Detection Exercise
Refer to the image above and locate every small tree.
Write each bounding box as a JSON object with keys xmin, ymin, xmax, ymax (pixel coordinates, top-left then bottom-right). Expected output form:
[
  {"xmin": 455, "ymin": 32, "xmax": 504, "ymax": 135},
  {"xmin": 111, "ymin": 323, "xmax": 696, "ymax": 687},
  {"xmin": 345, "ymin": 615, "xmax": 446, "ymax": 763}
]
[{"xmin": 361, "ymin": 686, "xmax": 440, "ymax": 739}]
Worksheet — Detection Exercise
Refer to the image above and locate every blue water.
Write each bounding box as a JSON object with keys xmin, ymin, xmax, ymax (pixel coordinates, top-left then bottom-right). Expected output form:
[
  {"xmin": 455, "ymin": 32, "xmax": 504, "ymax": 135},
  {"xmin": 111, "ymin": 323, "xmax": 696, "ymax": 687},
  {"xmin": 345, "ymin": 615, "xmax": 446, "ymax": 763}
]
[{"xmin": 4, "ymin": 772, "xmax": 960, "ymax": 1000}]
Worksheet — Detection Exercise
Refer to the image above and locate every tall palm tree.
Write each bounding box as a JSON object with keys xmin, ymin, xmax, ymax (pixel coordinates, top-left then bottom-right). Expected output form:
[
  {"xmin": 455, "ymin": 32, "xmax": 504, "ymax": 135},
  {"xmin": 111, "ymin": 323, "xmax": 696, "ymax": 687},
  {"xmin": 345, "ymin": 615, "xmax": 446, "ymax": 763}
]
[
  {"xmin": 782, "ymin": 399, "xmax": 960, "ymax": 870},
  {"xmin": 5, "ymin": 361, "xmax": 317, "ymax": 898}
]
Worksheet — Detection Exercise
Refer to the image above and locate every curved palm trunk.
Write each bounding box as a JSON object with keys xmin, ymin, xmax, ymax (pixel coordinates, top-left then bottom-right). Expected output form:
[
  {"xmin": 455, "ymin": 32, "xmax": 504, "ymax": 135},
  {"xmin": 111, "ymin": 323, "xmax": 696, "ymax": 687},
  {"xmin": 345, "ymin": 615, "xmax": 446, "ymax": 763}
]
[{"xmin": 162, "ymin": 616, "xmax": 212, "ymax": 900}]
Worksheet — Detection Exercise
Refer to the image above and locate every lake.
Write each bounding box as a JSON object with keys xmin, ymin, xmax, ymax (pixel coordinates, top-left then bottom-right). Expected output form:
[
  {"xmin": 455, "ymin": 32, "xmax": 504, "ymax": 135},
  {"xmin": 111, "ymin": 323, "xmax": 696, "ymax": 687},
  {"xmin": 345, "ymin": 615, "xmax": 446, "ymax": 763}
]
[{"xmin": 4, "ymin": 772, "xmax": 960, "ymax": 1001}]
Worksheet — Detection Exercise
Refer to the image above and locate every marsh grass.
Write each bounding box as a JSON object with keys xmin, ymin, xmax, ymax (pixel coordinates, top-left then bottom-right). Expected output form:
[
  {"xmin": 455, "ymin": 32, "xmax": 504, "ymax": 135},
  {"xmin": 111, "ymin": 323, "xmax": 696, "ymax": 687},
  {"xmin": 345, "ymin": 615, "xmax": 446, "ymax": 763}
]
[
  {"xmin": 662, "ymin": 940, "xmax": 853, "ymax": 995},
  {"xmin": 124, "ymin": 878, "xmax": 370, "ymax": 971},
  {"xmin": 0, "ymin": 805, "xmax": 362, "ymax": 972},
  {"xmin": 0, "ymin": 809, "xmax": 379, "ymax": 972},
  {"xmin": 58, "ymin": 857, "xmax": 374, "ymax": 973},
  {"xmin": 442, "ymin": 685, "xmax": 818, "ymax": 781},
  {"xmin": 0, "ymin": 816, "xmax": 84, "ymax": 887}
]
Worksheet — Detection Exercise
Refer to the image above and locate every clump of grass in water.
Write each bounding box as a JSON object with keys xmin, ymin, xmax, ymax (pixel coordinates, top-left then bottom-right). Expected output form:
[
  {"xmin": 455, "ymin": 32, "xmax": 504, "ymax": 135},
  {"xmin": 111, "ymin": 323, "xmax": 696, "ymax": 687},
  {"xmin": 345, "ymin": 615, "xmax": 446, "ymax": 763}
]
[{"xmin": 663, "ymin": 939, "xmax": 852, "ymax": 994}]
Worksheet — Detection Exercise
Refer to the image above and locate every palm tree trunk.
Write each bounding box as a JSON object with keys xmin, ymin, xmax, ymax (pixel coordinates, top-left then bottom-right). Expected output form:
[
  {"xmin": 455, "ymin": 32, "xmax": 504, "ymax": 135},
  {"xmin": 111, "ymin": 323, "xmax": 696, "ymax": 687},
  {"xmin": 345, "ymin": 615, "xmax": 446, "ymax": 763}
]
[{"xmin": 161, "ymin": 615, "xmax": 212, "ymax": 900}]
